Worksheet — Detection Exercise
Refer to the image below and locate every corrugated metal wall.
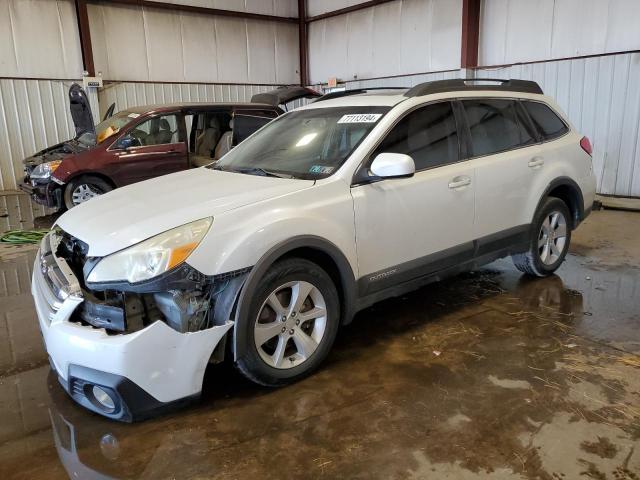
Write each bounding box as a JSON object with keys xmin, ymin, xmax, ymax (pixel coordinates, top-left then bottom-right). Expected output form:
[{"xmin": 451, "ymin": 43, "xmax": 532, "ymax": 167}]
[
  {"xmin": 88, "ymin": 2, "xmax": 300, "ymax": 84},
  {"xmin": 147, "ymin": 0, "xmax": 297, "ymax": 16},
  {"xmin": 479, "ymin": 0, "xmax": 640, "ymax": 66},
  {"xmin": 307, "ymin": 0, "xmax": 462, "ymax": 85},
  {"xmin": 0, "ymin": 0, "xmax": 83, "ymax": 79}
]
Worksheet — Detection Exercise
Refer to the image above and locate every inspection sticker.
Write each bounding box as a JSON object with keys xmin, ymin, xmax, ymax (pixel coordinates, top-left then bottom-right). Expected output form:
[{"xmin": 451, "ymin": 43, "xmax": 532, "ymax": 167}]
[
  {"xmin": 309, "ymin": 165, "xmax": 334, "ymax": 174},
  {"xmin": 128, "ymin": 113, "xmax": 140, "ymax": 118},
  {"xmin": 337, "ymin": 113, "xmax": 382, "ymax": 124}
]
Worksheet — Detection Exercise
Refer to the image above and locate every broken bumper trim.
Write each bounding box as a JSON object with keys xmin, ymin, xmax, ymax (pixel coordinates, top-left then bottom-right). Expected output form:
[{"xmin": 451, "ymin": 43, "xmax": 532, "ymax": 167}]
[
  {"xmin": 19, "ymin": 181, "xmax": 62, "ymax": 209},
  {"xmin": 32, "ymin": 246, "xmax": 234, "ymax": 420}
]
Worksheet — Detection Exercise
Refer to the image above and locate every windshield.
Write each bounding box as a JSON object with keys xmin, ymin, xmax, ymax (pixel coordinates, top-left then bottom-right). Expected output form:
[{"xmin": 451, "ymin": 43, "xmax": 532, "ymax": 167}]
[
  {"xmin": 89, "ymin": 110, "xmax": 140, "ymax": 145},
  {"xmin": 214, "ymin": 106, "xmax": 390, "ymax": 179}
]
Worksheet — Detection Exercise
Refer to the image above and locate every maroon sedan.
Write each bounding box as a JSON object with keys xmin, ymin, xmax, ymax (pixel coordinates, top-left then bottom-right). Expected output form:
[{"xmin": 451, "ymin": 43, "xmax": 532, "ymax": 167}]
[{"xmin": 20, "ymin": 84, "xmax": 320, "ymax": 210}]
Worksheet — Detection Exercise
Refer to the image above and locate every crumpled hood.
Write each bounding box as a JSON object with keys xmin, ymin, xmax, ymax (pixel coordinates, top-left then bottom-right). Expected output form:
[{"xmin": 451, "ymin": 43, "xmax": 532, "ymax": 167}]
[{"xmin": 56, "ymin": 168, "xmax": 314, "ymax": 257}]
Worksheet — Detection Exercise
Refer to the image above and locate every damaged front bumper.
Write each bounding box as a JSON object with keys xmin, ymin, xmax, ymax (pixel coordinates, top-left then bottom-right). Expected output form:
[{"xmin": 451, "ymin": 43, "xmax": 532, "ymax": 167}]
[
  {"xmin": 32, "ymin": 231, "xmax": 234, "ymax": 422},
  {"xmin": 19, "ymin": 179, "xmax": 63, "ymax": 209}
]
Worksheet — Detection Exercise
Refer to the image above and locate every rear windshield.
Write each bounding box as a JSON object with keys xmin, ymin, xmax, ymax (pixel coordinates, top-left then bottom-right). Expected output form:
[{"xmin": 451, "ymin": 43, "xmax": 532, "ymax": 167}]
[{"xmin": 214, "ymin": 106, "xmax": 390, "ymax": 179}]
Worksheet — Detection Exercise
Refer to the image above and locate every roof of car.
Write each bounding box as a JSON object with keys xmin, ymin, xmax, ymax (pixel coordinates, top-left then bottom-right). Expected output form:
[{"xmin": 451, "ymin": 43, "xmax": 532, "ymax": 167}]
[
  {"xmin": 304, "ymin": 79, "xmax": 546, "ymax": 110},
  {"xmin": 122, "ymin": 102, "xmax": 278, "ymax": 114},
  {"xmin": 300, "ymin": 91, "xmax": 409, "ymax": 109}
]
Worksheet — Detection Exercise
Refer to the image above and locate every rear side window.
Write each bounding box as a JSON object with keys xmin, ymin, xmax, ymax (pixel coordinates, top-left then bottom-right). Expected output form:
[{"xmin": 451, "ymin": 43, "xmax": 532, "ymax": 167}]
[
  {"xmin": 373, "ymin": 101, "xmax": 459, "ymax": 171},
  {"xmin": 522, "ymin": 101, "xmax": 568, "ymax": 140},
  {"xmin": 462, "ymin": 99, "xmax": 534, "ymax": 157}
]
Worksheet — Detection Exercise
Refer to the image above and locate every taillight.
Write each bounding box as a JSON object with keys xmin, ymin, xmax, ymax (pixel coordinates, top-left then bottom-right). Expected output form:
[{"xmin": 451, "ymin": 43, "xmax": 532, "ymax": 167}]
[{"xmin": 580, "ymin": 136, "xmax": 592, "ymax": 156}]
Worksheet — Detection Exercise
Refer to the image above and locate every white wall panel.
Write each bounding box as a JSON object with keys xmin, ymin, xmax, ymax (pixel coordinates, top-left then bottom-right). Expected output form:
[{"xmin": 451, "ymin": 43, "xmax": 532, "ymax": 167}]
[
  {"xmin": 307, "ymin": 0, "xmax": 363, "ymax": 16},
  {"xmin": 0, "ymin": 0, "xmax": 83, "ymax": 79},
  {"xmin": 149, "ymin": 0, "xmax": 297, "ymax": 16},
  {"xmin": 308, "ymin": 0, "xmax": 462, "ymax": 84},
  {"xmin": 480, "ymin": 0, "xmax": 640, "ymax": 66},
  {"xmin": 475, "ymin": 52, "xmax": 640, "ymax": 197},
  {"xmin": 88, "ymin": 2, "xmax": 300, "ymax": 84}
]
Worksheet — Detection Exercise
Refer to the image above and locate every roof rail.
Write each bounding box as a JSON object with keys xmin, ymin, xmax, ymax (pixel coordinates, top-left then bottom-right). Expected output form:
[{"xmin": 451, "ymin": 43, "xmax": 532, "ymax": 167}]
[
  {"xmin": 314, "ymin": 87, "xmax": 407, "ymax": 103},
  {"xmin": 404, "ymin": 78, "xmax": 543, "ymax": 97}
]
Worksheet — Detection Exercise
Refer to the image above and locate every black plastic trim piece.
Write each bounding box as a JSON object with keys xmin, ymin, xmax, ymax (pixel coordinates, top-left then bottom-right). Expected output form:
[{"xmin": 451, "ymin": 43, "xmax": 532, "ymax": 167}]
[
  {"xmin": 405, "ymin": 78, "xmax": 543, "ymax": 97},
  {"xmin": 535, "ymin": 177, "xmax": 585, "ymax": 228},
  {"xmin": 85, "ymin": 261, "xmax": 251, "ymax": 294},
  {"xmin": 59, "ymin": 364, "xmax": 199, "ymax": 422},
  {"xmin": 356, "ymin": 224, "xmax": 530, "ymax": 310},
  {"xmin": 357, "ymin": 242, "xmax": 474, "ymax": 297}
]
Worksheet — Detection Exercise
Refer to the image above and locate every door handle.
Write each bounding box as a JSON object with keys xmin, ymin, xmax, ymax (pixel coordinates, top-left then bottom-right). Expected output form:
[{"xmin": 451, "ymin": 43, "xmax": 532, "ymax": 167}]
[
  {"xmin": 448, "ymin": 176, "xmax": 471, "ymax": 189},
  {"xmin": 528, "ymin": 157, "xmax": 544, "ymax": 168}
]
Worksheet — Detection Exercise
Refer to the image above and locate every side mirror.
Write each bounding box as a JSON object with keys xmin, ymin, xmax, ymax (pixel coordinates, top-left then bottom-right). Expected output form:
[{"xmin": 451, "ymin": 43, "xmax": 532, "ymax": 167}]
[{"xmin": 370, "ymin": 153, "xmax": 415, "ymax": 178}]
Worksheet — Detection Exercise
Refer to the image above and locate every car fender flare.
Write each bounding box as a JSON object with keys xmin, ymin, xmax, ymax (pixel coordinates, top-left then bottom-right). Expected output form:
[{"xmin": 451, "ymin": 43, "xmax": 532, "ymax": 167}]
[
  {"xmin": 232, "ymin": 235, "xmax": 357, "ymax": 361},
  {"xmin": 533, "ymin": 176, "xmax": 585, "ymax": 228}
]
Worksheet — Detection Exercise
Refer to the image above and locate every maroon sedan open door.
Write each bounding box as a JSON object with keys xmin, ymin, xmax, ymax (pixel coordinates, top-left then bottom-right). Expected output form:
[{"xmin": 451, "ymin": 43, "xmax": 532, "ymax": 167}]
[{"xmin": 112, "ymin": 113, "xmax": 188, "ymax": 185}]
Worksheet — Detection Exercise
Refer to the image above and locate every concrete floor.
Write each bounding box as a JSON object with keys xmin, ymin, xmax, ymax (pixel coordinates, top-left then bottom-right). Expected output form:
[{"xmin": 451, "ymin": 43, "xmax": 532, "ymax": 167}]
[{"xmin": 0, "ymin": 195, "xmax": 639, "ymax": 479}]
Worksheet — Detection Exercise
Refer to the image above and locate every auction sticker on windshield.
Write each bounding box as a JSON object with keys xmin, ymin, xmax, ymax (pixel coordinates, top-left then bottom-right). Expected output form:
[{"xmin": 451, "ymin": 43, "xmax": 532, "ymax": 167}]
[{"xmin": 337, "ymin": 113, "xmax": 383, "ymax": 124}]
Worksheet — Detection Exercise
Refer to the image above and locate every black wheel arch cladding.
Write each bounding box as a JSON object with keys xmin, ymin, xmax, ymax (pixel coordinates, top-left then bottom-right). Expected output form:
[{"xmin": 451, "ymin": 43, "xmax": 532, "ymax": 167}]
[
  {"xmin": 536, "ymin": 176, "xmax": 585, "ymax": 229},
  {"xmin": 232, "ymin": 235, "xmax": 356, "ymax": 361}
]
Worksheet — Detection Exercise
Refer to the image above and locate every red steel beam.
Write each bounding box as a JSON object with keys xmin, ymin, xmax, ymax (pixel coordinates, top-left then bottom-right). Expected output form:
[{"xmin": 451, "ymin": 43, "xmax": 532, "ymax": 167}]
[
  {"xmin": 90, "ymin": 0, "xmax": 298, "ymax": 23},
  {"xmin": 306, "ymin": 0, "xmax": 397, "ymax": 23},
  {"xmin": 75, "ymin": 0, "xmax": 95, "ymax": 76},
  {"xmin": 461, "ymin": 0, "xmax": 481, "ymax": 68},
  {"xmin": 298, "ymin": 0, "xmax": 308, "ymax": 86}
]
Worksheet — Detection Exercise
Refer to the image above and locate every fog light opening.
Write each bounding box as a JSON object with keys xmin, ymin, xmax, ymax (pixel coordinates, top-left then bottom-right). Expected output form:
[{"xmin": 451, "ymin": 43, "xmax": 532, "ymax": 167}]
[{"xmin": 92, "ymin": 385, "xmax": 116, "ymax": 411}]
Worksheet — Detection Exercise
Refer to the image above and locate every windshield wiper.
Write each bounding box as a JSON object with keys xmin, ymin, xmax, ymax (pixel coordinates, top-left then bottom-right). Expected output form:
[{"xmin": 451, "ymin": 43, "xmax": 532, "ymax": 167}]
[{"xmin": 234, "ymin": 167, "xmax": 294, "ymax": 179}]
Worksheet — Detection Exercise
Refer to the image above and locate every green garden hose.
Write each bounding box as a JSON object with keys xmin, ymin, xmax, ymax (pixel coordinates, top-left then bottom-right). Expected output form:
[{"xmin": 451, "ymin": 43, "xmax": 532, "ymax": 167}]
[{"xmin": 0, "ymin": 229, "xmax": 50, "ymax": 244}]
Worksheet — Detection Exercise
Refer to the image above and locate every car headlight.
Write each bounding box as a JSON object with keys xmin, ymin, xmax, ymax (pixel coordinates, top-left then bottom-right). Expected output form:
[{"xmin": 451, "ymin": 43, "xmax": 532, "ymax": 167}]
[
  {"xmin": 87, "ymin": 218, "xmax": 212, "ymax": 284},
  {"xmin": 30, "ymin": 161, "xmax": 62, "ymax": 180}
]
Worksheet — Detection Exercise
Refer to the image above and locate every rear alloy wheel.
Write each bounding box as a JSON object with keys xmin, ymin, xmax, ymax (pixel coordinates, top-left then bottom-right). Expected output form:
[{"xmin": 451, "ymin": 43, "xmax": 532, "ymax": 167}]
[
  {"xmin": 512, "ymin": 197, "xmax": 572, "ymax": 277},
  {"xmin": 64, "ymin": 176, "xmax": 113, "ymax": 209},
  {"xmin": 538, "ymin": 210, "xmax": 568, "ymax": 265},
  {"xmin": 235, "ymin": 258, "xmax": 340, "ymax": 386}
]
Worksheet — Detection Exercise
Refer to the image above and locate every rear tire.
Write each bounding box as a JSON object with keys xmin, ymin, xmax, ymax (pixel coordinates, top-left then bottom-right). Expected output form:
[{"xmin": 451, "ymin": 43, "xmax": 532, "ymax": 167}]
[
  {"xmin": 64, "ymin": 175, "xmax": 113, "ymax": 209},
  {"xmin": 512, "ymin": 197, "xmax": 572, "ymax": 277},
  {"xmin": 234, "ymin": 258, "xmax": 340, "ymax": 387}
]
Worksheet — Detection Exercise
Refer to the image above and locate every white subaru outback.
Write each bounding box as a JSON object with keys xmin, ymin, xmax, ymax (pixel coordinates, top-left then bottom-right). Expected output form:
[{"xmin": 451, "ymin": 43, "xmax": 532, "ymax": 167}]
[{"xmin": 32, "ymin": 79, "xmax": 596, "ymax": 421}]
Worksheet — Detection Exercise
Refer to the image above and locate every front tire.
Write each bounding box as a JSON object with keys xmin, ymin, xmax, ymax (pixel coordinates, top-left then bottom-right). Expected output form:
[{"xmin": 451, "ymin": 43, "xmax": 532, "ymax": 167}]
[
  {"xmin": 64, "ymin": 175, "xmax": 113, "ymax": 209},
  {"xmin": 234, "ymin": 258, "xmax": 340, "ymax": 387},
  {"xmin": 512, "ymin": 197, "xmax": 572, "ymax": 277}
]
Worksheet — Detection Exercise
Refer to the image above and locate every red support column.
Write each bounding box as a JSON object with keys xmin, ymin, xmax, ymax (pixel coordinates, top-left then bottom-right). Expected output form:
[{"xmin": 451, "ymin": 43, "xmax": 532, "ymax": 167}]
[
  {"xmin": 75, "ymin": 0, "xmax": 95, "ymax": 76},
  {"xmin": 461, "ymin": 0, "xmax": 481, "ymax": 69},
  {"xmin": 298, "ymin": 0, "xmax": 309, "ymax": 86}
]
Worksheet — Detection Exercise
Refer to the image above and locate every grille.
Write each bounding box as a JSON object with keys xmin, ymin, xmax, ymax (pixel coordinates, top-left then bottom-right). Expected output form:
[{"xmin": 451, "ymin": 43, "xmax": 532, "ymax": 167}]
[
  {"xmin": 70, "ymin": 378, "xmax": 87, "ymax": 399},
  {"xmin": 33, "ymin": 231, "xmax": 84, "ymax": 324}
]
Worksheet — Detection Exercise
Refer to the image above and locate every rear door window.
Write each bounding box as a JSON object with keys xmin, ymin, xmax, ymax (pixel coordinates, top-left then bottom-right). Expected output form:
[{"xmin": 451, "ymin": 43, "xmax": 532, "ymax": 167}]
[
  {"xmin": 373, "ymin": 101, "xmax": 460, "ymax": 171},
  {"xmin": 522, "ymin": 101, "xmax": 568, "ymax": 140},
  {"xmin": 462, "ymin": 99, "xmax": 535, "ymax": 157}
]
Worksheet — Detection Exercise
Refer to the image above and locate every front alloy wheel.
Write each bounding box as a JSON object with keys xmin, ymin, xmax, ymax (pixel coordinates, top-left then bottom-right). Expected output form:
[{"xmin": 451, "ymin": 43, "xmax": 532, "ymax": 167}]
[
  {"xmin": 254, "ymin": 281, "xmax": 327, "ymax": 369},
  {"xmin": 235, "ymin": 258, "xmax": 340, "ymax": 386}
]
